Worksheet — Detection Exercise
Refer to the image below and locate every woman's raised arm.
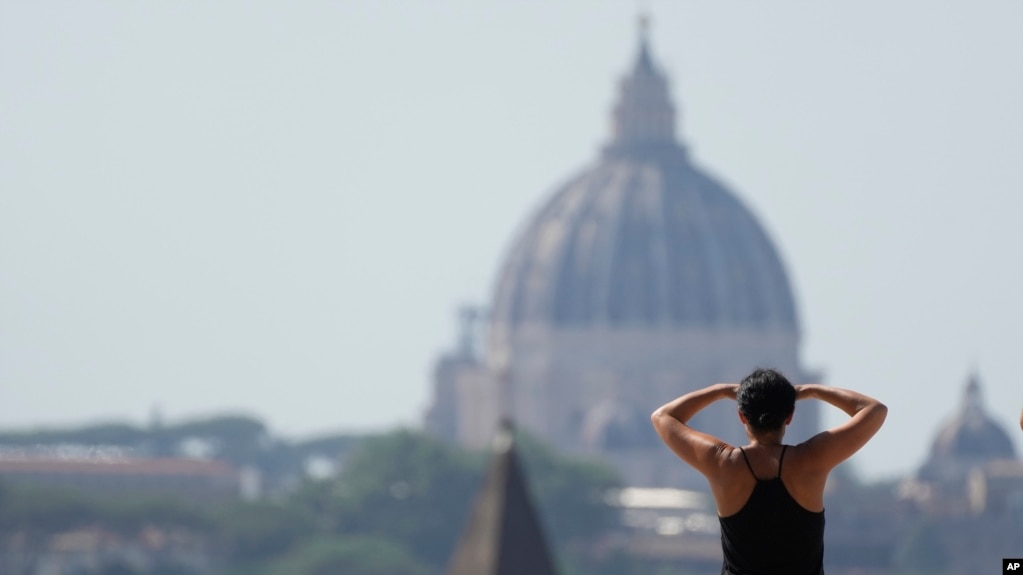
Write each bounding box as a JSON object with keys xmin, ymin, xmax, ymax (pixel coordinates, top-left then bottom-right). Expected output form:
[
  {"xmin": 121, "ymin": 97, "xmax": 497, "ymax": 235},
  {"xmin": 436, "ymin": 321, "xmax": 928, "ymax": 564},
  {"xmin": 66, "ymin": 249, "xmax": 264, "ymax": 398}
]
[
  {"xmin": 794, "ymin": 384, "xmax": 887, "ymax": 472},
  {"xmin": 651, "ymin": 383, "xmax": 739, "ymax": 477}
]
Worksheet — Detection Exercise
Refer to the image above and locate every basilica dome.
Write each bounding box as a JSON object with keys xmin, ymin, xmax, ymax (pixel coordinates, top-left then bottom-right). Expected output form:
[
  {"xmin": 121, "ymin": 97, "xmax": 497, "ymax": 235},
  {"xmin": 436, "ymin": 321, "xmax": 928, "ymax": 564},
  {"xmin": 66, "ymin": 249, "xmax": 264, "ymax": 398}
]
[
  {"xmin": 490, "ymin": 28, "xmax": 798, "ymax": 334},
  {"xmin": 430, "ymin": 24, "xmax": 819, "ymax": 484}
]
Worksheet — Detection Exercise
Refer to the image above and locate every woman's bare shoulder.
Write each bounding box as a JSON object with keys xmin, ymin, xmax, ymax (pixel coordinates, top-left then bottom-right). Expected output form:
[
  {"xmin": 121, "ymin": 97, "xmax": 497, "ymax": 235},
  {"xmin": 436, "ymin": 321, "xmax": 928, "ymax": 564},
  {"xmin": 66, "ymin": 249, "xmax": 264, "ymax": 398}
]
[
  {"xmin": 779, "ymin": 443, "xmax": 829, "ymax": 512},
  {"xmin": 712, "ymin": 447, "xmax": 760, "ymax": 516}
]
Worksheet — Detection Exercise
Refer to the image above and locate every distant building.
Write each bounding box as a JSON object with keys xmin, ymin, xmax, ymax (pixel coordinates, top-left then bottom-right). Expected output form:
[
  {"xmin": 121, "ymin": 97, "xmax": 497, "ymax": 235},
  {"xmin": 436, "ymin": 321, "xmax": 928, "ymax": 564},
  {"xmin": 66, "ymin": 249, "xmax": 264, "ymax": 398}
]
[
  {"xmin": 0, "ymin": 456, "xmax": 241, "ymax": 502},
  {"xmin": 9, "ymin": 525, "xmax": 215, "ymax": 575},
  {"xmin": 903, "ymin": 374, "xmax": 1021, "ymax": 516},
  {"xmin": 426, "ymin": 21, "xmax": 819, "ymax": 489},
  {"xmin": 919, "ymin": 374, "xmax": 1017, "ymax": 484},
  {"xmin": 873, "ymin": 374, "xmax": 1023, "ymax": 575},
  {"xmin": 606, "ymin": 486, "xmax": 721, "ymax": 571}
]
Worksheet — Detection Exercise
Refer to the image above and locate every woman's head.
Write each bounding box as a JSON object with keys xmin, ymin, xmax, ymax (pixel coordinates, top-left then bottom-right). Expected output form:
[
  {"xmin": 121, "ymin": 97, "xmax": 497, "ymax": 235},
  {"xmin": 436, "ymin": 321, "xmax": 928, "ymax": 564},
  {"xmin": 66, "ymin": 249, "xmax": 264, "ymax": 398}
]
[{"xmin": 737, "ymin": 368, "xmax": 796, "ymax": 433}]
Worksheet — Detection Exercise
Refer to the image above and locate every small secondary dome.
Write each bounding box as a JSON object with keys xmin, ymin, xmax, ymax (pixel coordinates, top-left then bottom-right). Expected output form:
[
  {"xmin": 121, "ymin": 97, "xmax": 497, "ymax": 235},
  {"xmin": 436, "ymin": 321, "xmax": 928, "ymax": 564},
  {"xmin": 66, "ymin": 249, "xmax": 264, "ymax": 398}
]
[
  {"xmin": 491, "ymin": 23, "xmax": 798, "ymax": 332},
  {"xmin": 917, "ymin": 374, "xmax": 1017, "ymax": 485},
  {"xmin": 930, "ymin": 375, "xmax": 1016, "ymax": 462}
]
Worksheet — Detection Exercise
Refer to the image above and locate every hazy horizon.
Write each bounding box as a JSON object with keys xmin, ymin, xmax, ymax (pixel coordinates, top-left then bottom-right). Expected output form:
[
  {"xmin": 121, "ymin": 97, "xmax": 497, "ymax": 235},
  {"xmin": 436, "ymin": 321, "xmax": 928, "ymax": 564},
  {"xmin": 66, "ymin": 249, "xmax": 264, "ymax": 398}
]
[{"xmin": 2, "ymin": 1, "xmax": 1021, "ymax": 481}]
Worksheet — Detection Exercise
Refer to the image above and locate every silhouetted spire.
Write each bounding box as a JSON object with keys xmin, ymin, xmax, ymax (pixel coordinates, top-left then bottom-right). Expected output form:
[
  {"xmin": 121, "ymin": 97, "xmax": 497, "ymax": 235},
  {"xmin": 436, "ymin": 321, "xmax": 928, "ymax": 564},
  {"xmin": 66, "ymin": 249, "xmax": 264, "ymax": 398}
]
[
  {"xmin": 635, "ymin": 13, "xmax": 654, "ymax": 72},
  {"xmin": 446, "ymin": 420, "xmax": 559, "ymax": 575},
  {"xmin": 961, "ymin": 372, "xmax": 984, "ymax": 419}
]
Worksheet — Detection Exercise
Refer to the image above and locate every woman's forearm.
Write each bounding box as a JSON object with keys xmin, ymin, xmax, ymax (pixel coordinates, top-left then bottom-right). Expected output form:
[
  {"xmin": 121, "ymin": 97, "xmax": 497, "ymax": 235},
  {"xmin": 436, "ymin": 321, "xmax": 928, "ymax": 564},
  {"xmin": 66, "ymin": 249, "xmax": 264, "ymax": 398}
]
[
  {"xmin": 652, "ymin": 383, "xmax": 737, "ymax": 425},
  {"xmin": 797, "ymin": 384, "xmax": 884, "ymax": 418}
]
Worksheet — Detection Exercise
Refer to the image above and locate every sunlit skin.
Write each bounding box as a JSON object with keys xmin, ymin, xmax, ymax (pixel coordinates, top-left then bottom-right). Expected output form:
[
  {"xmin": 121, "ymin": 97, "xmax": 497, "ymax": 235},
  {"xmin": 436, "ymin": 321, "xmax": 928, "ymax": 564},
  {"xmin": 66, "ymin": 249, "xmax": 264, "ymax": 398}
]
[{"xmin": 651, "ymin": 382, "xmax": 887, "ymax": 517}]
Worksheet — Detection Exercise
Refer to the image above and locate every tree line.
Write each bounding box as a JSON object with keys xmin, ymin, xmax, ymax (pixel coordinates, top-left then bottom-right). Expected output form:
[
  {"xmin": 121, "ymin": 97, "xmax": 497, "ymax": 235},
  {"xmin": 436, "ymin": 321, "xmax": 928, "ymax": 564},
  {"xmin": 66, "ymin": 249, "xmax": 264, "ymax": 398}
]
[{"xmin": 0, "ymin": 428, "xmax": 638, "ymax": 575}]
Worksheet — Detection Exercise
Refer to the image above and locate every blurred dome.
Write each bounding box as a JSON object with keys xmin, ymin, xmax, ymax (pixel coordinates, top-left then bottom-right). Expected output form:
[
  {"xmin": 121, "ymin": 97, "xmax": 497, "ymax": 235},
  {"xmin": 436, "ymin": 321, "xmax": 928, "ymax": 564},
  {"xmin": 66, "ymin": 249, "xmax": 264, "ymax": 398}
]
[
  {"xmin": 930, "ymin": 375, "xmax": 1016, "ymax": 462},
  {"xmin": 490, "ymin": 24, "xmax": 798, "ymax": 334},
  {"xmin": 918, "ymin": 374, "xmax": 1017, "ymax": 485}
]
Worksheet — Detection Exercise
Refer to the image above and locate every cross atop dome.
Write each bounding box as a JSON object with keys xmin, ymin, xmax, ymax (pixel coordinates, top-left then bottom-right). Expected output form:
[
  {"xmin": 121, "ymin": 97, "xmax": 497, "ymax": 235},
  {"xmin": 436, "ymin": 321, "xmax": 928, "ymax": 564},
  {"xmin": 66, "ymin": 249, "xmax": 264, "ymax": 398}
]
[{"xmin": 636, "ymin": 12, "xmax": 654, "ymax": 71}]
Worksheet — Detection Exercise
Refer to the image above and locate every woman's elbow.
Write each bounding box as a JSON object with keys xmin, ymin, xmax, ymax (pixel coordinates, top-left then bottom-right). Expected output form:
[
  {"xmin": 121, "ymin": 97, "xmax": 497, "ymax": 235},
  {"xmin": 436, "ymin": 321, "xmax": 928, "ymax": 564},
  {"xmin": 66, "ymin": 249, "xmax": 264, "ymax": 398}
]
[
  {"xmin": 651, "ymin": 408, "xmax": 668, "ymax": 430},
  {"xmin": 871, "ymin": 402, "xmax": 889, "ymax": 427}
]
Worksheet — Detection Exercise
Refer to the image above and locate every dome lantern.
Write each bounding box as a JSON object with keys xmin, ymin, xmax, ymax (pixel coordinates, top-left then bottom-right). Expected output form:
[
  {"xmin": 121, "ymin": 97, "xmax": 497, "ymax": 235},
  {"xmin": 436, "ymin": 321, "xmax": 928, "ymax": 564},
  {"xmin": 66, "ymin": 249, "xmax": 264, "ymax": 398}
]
[{"xmin": 605, "ymin": 15, "xmax": 682, "ymax": 159}]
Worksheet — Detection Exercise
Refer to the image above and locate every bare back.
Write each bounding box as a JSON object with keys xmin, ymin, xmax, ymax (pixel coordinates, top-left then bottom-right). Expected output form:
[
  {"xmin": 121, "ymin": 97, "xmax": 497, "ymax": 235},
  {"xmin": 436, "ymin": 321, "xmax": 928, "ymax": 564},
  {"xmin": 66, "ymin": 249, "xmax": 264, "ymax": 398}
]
[
  {"xmin": 652, "ymin": 381, "xmax": 885, "ymax": 575},
  {"xmin": 711, "ymin": 443, "xmax": 828, "ymax": 516},
  {"xmin": 652, "ymin": 383, "xmax": 887, "ymax": 517}
]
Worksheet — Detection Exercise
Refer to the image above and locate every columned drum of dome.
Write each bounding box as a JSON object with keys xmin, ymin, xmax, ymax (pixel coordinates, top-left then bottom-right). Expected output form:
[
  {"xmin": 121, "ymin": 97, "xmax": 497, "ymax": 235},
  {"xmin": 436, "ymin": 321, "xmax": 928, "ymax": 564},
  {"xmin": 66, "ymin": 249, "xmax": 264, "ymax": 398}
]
[{"xmin": 427, "ymin": 23, "xmax": 819, "ymax": 489}]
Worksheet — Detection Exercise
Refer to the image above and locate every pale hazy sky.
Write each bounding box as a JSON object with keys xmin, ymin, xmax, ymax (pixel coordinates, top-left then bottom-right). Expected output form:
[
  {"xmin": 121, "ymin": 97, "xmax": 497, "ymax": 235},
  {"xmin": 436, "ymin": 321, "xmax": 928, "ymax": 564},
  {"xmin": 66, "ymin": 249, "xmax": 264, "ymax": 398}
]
[{"xmin": 2, "ymin": 1, "xmax": 1021, "ymax": 480}]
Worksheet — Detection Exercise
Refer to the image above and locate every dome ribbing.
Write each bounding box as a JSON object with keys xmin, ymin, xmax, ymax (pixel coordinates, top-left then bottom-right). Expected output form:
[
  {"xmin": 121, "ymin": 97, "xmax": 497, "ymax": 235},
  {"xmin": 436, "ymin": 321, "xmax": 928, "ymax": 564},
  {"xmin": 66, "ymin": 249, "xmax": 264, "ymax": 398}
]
[{"xmin": 490, "ymin": 24, "xmax": 798, "ymax": 333}]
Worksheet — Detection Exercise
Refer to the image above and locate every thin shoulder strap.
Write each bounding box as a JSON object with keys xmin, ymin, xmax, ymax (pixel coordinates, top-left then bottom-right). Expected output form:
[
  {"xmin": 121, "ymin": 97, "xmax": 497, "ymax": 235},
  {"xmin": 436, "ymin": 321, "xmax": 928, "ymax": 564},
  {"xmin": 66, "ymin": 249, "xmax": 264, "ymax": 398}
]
[
  {"xmin": 777, "ymin": 445, "xmax": 789, "ymax": 478},
  {"xmin": 738, "ymin": 447, "xmax": 758, "ymax": 479}
]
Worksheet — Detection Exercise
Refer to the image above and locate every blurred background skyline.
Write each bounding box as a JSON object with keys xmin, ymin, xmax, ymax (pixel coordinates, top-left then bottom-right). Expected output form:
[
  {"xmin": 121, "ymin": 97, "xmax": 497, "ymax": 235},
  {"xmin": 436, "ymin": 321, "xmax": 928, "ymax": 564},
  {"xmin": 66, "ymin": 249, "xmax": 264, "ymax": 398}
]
[{"xmin": 2, "ymin": 1, "xmax": 1021, "ymax": 482}]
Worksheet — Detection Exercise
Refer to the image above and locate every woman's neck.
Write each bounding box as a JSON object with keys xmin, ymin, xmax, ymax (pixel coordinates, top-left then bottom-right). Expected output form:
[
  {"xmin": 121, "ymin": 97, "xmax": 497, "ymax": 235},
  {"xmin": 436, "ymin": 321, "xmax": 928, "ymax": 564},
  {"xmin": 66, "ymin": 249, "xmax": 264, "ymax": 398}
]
[{"xmin": 746, "ymin": 430, "xmax": 785, "ymax": 447}]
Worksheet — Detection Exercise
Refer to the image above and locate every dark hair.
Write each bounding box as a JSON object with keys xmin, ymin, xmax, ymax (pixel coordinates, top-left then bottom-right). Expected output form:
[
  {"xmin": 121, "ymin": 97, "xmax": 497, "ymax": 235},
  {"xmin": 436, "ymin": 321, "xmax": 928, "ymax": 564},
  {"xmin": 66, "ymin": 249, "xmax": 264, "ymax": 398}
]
[{"xmin": 737, "ymin": 368, "xmax": 796, "ymax": 432}]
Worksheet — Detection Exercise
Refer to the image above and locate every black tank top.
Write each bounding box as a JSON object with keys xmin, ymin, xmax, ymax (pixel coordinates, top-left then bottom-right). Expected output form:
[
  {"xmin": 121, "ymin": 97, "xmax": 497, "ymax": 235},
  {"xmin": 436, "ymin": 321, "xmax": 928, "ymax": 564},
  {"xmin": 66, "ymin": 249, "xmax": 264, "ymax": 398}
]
[{"xmin": 718, "ymin": 446, "xmax": 825, "ymax": 575}]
